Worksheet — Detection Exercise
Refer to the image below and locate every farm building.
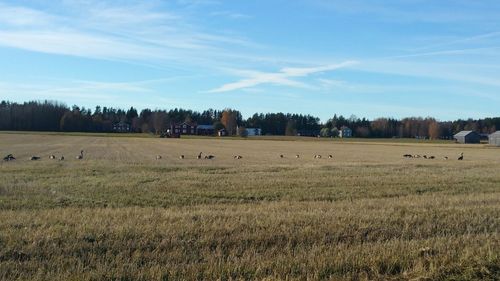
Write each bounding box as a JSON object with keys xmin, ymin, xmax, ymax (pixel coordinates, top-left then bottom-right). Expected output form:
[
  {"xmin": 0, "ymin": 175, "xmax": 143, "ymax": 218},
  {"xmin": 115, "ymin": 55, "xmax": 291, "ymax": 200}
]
[
  {"xmin": 112, "ymin": 121, "xmax": 131, "ymax": 133},
  {"xmin": 170, "ymin": 122, "xmax": 197, "ymax": 135},
  {"xmin": 197, "ymin": 124, "xmax": 215, "ymax": 136},
  {"xmin": 489, "ymin": 131, "xmax": 500, "ymax": 146},
  {"xmin": 245, "ymin": 128, "xmax": 262, "ymax": 136},
  {"xmin": 453, "ymin": 131, "xmax": 480, "ymax": 144},
  {"xmin": 339, "ymin": 126, "xmax": 353, "ymax": 138}
]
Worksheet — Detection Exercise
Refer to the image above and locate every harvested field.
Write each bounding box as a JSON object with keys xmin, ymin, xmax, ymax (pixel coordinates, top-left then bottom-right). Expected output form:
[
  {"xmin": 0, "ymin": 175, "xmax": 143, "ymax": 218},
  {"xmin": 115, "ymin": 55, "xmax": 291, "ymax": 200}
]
[{"xmin": 0, "ymin": 133, "xmax": 499, "ymax": 280}]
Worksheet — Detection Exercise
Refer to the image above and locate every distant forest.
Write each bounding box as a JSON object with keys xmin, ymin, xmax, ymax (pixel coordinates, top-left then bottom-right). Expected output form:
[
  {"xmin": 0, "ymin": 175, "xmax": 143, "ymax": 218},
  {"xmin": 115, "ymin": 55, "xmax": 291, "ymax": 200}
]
[{"xmin": 1, "ymin": 100, "xmax": 499, "ymax": 138}]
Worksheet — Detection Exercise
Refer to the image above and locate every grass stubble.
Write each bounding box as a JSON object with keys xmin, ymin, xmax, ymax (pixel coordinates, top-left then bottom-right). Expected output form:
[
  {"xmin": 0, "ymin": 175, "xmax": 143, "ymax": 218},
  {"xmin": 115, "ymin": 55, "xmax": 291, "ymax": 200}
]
[{"xmin": 0, "ymin": 133, "xmax": 499, "ymax": 280}]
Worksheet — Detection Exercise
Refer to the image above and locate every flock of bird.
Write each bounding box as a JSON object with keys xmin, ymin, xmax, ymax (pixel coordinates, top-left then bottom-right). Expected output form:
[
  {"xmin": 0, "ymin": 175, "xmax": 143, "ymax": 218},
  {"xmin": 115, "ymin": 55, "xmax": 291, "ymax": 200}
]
[
  {"xmin": 159, "ymin": 153, "xmax": 334, "ymax": 160},
  {"xmin": 3, "ymin": 150, "xmax": 84, "ymax": 162},
  {"xmin": 3, "ymin": 150, "xmax": 465, "ymax": 162},
  {"xmin": 403, "ymin": 152, "xmax": 464, "ymax": 160}
]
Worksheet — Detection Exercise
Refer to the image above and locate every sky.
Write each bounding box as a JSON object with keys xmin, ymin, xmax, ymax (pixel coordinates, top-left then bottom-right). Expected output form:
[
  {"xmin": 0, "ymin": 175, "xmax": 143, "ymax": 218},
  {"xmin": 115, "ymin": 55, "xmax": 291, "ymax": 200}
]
[{"xmin": 1, "ymin": 0, "xmax": 500, "ymax": 121}]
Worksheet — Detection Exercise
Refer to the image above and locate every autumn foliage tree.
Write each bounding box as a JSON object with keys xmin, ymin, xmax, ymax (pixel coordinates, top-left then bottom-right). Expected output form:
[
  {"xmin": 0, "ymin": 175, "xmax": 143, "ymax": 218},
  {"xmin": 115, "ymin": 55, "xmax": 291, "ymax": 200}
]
[
  {"xmin": 221, "ymin": 109, "xmax": 238, "ymax": 136},
  {"xmin": 428, "ymin": 119, "xmax": 441, "ymax": 140}
]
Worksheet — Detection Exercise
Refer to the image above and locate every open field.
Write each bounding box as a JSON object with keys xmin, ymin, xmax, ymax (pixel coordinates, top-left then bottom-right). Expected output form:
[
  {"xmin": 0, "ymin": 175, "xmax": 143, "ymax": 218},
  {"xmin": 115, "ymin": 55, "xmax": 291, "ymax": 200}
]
[{"xmin": 0, "ymin": 132, "xmax": 499, "ymax": 280}]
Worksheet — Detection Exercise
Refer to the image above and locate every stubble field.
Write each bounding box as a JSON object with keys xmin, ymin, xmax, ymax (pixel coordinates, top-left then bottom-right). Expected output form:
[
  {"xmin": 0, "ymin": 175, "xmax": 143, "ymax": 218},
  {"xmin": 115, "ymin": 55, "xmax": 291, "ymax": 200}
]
[{"xmin": 0, "ymin": 133, "xmax": 499, "ymax": 280}]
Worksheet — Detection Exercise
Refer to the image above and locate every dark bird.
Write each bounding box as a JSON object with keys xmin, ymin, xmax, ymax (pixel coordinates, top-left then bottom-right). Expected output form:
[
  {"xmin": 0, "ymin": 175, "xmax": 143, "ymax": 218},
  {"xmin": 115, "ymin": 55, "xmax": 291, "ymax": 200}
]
[
  {"xmin": 3, "ymin": 154, "xmax": 15, "ymax": 161},
  {"xmin": 30, "ymin": 156, "xmax": 41, "ymax": 161},
  {"xmin": 197, "ymin": 152, "xmax": 202, "ymax": 159},
  {"xmin": 156, "ymin": 155, "xmax": 162, "ymax": 160},
  {"xmin": 458, "ymin": 153, "xmax": 464, "ymax": 161},
  {"xmin": 295, "ymin": 154, "xmax": 300, "ymax": 158},
  {"xmin": 328, "ymin": 155, "xmax": 333, "ymax": 159},
  {"xmin": 234, "ymin": 155, "xmax": 242, "ymax": 159},
  {"xmin": 205, "ymin": 155, "xmax": 215, "ymax": 159},
  {"xmin": 179, "ymin": 155, "xmax": 185, "ymax": 159},
  {"xmin": 76, "ymin": 150, "xmax": 84, "ymax": 160},
  {"xmin": 59, "ymin": 156, "xmax": 65, "ymax": 161},
  {"xmin": 280, "ymin": 154, "xmax": 284, "ymax": 158},
  {"xmin": 49, "ymin": 155, "xmax": 56, "ymax": 159}
]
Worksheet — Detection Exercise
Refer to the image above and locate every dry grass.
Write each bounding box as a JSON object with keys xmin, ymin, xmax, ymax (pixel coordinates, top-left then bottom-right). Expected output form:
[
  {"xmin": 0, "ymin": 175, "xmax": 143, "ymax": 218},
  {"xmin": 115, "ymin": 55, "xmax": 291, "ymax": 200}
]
[{"xmin": 0, "ymin": 133, "xmax": 499, "ymax": 280}]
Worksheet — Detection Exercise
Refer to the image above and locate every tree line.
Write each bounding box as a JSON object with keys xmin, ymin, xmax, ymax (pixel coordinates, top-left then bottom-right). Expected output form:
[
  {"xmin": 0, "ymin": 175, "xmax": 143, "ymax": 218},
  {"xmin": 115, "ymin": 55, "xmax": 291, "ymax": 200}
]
[{"xmin": 1, "ymin": 100, "xmax": 499, "ymax": 139}]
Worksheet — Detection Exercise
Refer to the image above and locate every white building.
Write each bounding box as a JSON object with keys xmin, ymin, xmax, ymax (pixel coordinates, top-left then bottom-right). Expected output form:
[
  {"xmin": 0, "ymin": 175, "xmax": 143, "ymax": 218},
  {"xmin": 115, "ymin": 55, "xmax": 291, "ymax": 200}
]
[
  {"xmin": 339, "ymin": 126, "xmax": 352, "ymax": 138},
  {"xmin": 489, "ymin": 131, "xmax": 500, "ymax": 147},
  {"xmin": 245, "ymin": 128, "xmax": 262, "ymax": 136}
]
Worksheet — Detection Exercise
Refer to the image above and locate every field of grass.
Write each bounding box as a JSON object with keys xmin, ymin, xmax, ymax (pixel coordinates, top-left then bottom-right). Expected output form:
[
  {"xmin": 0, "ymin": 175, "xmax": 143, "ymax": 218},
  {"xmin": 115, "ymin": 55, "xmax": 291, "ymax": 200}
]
[{"xmin": 0, "ymin": 132, "xmax": 499, "ymax": 280}]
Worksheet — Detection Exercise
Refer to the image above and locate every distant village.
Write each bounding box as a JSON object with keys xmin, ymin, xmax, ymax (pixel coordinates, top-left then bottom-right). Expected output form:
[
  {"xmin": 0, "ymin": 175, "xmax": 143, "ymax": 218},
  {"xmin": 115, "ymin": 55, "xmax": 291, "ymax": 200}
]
[
  {"xmin": 113, "ymin": 121, "xmax": 499, "ymax": 147},
  {"xmin": 1, "ymin": 100, "xmax": 500, "ymax": 146}
]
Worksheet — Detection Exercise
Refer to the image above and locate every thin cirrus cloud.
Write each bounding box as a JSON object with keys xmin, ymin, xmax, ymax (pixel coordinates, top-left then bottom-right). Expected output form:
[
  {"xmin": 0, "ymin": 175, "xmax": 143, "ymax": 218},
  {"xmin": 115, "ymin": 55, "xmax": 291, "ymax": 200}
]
[
  {"xmin": 207, "ymin": 61, "xmax": 358, "ymax": 93},
  {"xmin": 0, "ymin": 1, "xmax": 257, "ymax": 65}
]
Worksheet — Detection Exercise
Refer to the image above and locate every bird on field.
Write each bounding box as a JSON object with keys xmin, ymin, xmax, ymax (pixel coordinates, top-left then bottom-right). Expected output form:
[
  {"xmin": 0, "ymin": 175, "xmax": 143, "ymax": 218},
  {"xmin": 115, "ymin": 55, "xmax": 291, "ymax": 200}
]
[
  {"xmin": 403, "ymin": 154, "xmax": 413, "ymax": 158},
  {"xmin": 444, "ymin": 156, "xmax": 448, "ymax": 160},
  {"xmin": 59, "ymin": 156, "xmax": 65, "ymax": 161},
  {"xmin": 3, "ymin": 154, "xmax": 15, "ymax": 161},
  {"xmin": 197, "ymin": 152, "xmax": 202, "ymax": 159},
  {"xmin": 30, "ymin": 156, "xmax": 41, "ymax": 161},
  {"xmin": 205, "ymin": 155, "xmax": 215, "ymax": 159},
  {"xmin": 76, "ymin": 150, "xmax": 84, "ymax": 159},
  {"xmin": 234, "ymin": 155, "xmax": 242, "ymax": 159},
  {"xmin": 428, "ymin": 156, "xmax": 435, "ymax": 159},
  {"xmin": 49, "ymin": 155, "xmax": 56, "ymax": 159},
  {"xmin": 314, "ymin": 155, "xmax": 322, "ymax": 159},
  {"xmin": 458, "ymin": 153, "xmax": 464, "ymax": 161},
  {"xmin": 280, "ymin": 154, "xmax": 284, "ymax": 158},
  {"xmin": 328, "ymin": 155, "xmax": 333, "ymax": 159},
  {"xmin": 423, "ymin": 155, "xmax": 428, "ymax": 159},
  {"xmin": 179, "ymin": 155, "xmax": 185, "ymax": 159},
  {"xmin": 156, "ymin": 155, "xmax": 162, "ymax": 160},
  {"xmin": 295, "ymin": 154, "xmax": 300, "ymax": 158}
]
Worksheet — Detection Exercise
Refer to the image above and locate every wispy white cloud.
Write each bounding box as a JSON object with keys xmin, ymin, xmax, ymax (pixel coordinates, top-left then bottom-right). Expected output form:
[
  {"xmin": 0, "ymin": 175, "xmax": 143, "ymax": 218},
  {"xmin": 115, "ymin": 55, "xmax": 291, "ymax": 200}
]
[
  {"xmin": 210, "ymin": 11, "xmax": 252, "ymax": 19},
  {"xmin": 0, "ymin": 30, "xmax": 165, "ymax": 60},
  {"xmin": 207, "ymin": 61, "xmax": 358, "ymax": 93},
  {"xmin": 309, "ymin": 0, "xmax": 500, "ymax": 23},
  {"xmin": 0, "ymin": 3, "xmax": 55, "ymax": 26},
  {"xmin": 0, "ymin": 1, "xmax": 257, "ymax": 67},
  {"xmin": 385, "ymin": 47, "xmax": 500, "ymax": 60},
  {"xmin": 410, "ymin": 31, "xmax": 500, "ymax": 52}
]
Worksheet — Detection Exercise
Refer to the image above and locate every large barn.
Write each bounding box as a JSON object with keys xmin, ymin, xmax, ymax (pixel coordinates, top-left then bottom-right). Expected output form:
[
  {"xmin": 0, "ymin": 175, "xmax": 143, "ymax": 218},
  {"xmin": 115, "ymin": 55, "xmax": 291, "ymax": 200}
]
[
  {"xmin": 453, "ymin": 131, "xmax": 480, "ymax": 144},
  {"xmin": 489, "ymin": 131, "xmax": 500, "ymax": 147}
]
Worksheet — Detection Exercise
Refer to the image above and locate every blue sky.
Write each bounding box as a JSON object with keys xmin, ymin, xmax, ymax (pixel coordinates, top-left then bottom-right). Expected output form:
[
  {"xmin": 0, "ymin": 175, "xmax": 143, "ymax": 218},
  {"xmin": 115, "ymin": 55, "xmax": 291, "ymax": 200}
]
[{"xmin": 1, "ymin": 0, "xmax": 500, "ymax": 121}]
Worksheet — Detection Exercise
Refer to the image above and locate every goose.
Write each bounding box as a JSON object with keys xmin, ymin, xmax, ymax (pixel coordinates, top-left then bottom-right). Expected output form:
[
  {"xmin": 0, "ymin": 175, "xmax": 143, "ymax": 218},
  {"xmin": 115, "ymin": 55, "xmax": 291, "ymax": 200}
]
[
  {"xmin": 179, "ymin": 155, "xmax": 185, "ymax": 159},
  {"xmin": 156, "ymin": 155, "xmax": 162, "ymax": 160},
  {"xmin": 205, "ymin": 155, "xmax": 215, "ymax": 159},
  {"xmin": 295, "ymin": 154, "xmax": 300, "ymax": 158},
  {"xmin": 49, "ymin": 155, "xmax": 56, "ymax": 159},
  {"xmin": 280, "ymin": 154, "xmax": 284, "ymax": 158},
  {"xmin": 328, "ymin": 155, "xmax": 333, "ymax": 159},
  {"xmin": 3, "ymin": 154, "xmax": 15, "ymax": 161},
  {"xmin": 59, "ymin": 156, "xmax": 65, "ymax": 161},
  {"xmin": 30, "ymin": 156, "xmax": 41, "ymax": 161},
  {"xmin": 197, "ymin": 152, "xmax": 202, "ymax": 160},
  {"xmin": 76, "ymin": 150, "xmax": 84, "ymax": 160},
  {"xmin": 458, "ymin": 153, "xmax": 464, "ymax": 161}
]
